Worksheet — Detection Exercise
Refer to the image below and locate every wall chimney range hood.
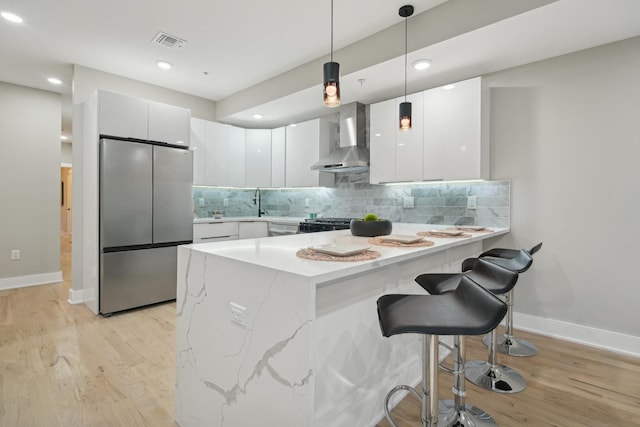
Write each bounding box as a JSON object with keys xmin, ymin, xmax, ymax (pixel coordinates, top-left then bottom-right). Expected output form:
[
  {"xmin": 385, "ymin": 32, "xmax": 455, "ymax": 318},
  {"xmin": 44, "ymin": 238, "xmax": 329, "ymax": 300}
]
[{"xmin": 311, "ymin": 102, "xmax": 369, "ymax": 173}]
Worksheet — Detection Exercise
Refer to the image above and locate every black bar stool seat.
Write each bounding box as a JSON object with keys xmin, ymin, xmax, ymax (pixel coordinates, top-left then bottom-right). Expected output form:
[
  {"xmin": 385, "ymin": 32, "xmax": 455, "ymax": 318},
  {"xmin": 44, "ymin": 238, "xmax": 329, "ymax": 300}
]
[
  {"xmin": 470, "ymin": 243, "xmax": 543, "ymax": 357},
  {"xmin": 378, "ymin": 276, "xmax": 507, "ymax": 427},
  {"xmin": 417, "ymin": 259, "xmax": 528, "ymax": 394}
]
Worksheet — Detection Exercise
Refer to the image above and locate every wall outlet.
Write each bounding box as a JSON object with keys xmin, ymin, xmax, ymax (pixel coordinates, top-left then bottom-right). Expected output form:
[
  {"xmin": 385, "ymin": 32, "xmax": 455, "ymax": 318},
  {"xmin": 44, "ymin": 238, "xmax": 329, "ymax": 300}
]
[
  {"xmin": 198, "ymin": 197, "xmax": 205, "ymax": 207},
  {"xmin": 304, "ymin": 198, "xmax": 310, "ymax": 208},
  {"xmin": 223, "ymin": 198, "xmax": 229, "ymax": 207},
  {"xmin": 11, "ymin": 249, "xmax": 20, "ymax": 260},
  {"xmin": 467, "ymin": 195, "xmax": 477, "ymax": 209},
  {"xmin": 230, "ymin": 302, "xmax": 246, "ymax": 327},
  {"xmin": 403, "ymin": 197, "xmax": 414, "ymax": 208}
]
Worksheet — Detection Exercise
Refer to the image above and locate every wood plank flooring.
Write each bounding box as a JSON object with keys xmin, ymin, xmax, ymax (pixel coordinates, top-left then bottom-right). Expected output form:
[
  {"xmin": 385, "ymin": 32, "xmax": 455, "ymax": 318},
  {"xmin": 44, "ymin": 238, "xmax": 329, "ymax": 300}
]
[{"xmin": 1, "ymin": 236, "xmax": 639, "ymax": 426}]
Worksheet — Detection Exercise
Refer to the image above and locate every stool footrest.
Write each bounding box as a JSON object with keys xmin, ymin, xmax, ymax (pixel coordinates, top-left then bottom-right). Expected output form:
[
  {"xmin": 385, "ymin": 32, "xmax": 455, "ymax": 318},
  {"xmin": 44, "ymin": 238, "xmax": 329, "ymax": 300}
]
[{"xmin": 384, "ymin": 384, "xmax": 422, "ymax": 427}]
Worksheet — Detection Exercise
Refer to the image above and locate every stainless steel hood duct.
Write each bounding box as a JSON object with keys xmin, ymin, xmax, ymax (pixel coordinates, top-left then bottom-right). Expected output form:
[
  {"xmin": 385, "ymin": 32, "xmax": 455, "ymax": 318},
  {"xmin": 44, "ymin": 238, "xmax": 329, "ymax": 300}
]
[{"xmin": 311, "ymin": 102, "xmax": 369, "ymax": 173}]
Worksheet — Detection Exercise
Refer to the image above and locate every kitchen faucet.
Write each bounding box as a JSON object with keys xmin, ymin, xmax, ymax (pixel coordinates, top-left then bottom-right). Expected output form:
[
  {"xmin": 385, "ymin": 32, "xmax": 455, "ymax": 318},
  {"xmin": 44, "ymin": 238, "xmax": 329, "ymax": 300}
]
[{"xmin": 253, "ymin": 188, "xmax": 265, "ymax": 217}]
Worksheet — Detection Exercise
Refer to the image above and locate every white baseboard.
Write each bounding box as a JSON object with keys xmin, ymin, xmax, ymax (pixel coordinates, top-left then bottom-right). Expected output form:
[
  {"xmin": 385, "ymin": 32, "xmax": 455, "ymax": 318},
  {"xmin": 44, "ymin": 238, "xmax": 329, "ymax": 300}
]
[
  {"xmin": 0, "ymin": 271, "xmax": 63, "ymax": 291},
  {"xmin": 67, "ymin": 288, "xmax": 84, "ymax": 304},
  {"xmin": 513, "ymin": 312, "xmax": 640, "ymax": 358}
]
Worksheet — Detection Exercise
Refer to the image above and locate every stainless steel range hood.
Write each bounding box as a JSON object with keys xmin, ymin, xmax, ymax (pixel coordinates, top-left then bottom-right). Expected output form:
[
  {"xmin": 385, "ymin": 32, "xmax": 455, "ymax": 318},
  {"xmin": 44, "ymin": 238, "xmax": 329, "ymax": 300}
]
[{"xmin": 311, "ymin": 102, "xmax": 369, "ymax": 173}]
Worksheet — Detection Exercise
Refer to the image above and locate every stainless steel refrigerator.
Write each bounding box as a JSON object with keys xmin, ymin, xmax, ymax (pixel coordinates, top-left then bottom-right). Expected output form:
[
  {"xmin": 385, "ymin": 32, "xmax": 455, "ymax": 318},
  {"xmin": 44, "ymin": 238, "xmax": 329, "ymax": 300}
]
[{"xmin": 99, "ymin": 137, "xmax": 193, "ymax": 314}]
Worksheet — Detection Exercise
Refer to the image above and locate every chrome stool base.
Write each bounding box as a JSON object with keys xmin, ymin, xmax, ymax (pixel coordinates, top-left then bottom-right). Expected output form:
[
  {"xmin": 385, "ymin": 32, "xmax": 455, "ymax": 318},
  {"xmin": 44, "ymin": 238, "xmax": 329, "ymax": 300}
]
[
  {"xmin": 438, "ymin": 400, "xmax": 498, "ymax": 427},
  {"xmin": 482, "ymin": 334, "xmax": 538, "ymax": 357},
  {"xmin": 465, "ymin": 360, "xmax": 527, "ymax": 393}
]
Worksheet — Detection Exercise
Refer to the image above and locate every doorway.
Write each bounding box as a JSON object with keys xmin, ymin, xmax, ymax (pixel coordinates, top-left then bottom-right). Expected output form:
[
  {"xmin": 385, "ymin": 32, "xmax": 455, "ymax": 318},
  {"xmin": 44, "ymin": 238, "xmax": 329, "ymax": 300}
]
[{"xmin": 60, "ymin": 167, "xmax": 73, "ymax": 238}]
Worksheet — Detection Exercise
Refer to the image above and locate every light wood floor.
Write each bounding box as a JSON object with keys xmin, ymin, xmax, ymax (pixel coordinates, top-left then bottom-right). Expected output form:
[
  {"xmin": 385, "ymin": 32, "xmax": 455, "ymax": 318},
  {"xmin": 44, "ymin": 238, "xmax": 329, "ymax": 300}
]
[{"xmin": 1, "ymin": 237, "xmax": 639, "ymax": 426}]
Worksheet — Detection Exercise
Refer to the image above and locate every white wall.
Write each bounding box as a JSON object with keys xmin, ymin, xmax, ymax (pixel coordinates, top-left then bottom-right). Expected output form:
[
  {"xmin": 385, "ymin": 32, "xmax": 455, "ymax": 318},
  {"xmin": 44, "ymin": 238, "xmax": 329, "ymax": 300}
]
[
  {"xmin": 485, "ymin": 36, "xmax": 640, "ymax": 351},
  {"xmin": 0, "ymin": 82, "xmax": 62, "ymax": 288},
  {"xmin": 61, "ymin": 142, "xmax": 72, "ymax": 165}
]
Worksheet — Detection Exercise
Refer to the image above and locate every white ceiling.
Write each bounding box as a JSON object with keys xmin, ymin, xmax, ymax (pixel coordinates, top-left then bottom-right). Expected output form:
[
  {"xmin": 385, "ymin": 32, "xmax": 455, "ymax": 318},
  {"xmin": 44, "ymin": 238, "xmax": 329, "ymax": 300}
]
[{"xmin": 2, "ymin": 0, "xmax": 640, "ymax": 135}]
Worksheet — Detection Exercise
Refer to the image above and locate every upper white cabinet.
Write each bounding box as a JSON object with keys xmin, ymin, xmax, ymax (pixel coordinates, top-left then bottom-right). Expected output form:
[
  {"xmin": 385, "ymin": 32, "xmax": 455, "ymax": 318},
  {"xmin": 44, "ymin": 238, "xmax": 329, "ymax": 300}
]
[
  {"xmin": 245, "ymin": 129, "xmax": 272, "ymax": 188},
  {"xmin": 98, "ymin": 91, "xmax": 148, "ymax": 139},
  {"xmin": 369, "ymin": 77, "xmax": 487, "ymax": 183},
  {"xmin": 98, "ymin": 91, "xmax": 190, "ymax": 145},
  {"xmin": 369, "ymin": 92, "xmax": 424, "ymax": 183},
  {"xmin": 271, "ymin": 127, "xmax": 286, "ymax": 188},
  {"xmin": 423, "ymin": 77, "xmax": 484, "ymax": 181},
  {"xmin": 204, "ymin": 121, "xmax": 228, "ymax": 185},
  {"xmin": 148, "ymin": 101, "xmax": 191, "ymax": 145},
  {"xmin": 285, "ymin": 118, "xmax": 331, "ymax": 187},
  {"xmin": 227, "ymin": 126, "xmax": 246, "ymax": 187},
  {"xmin": 191, "ymin": 118, "xmax": 206, "ymax": 185}
]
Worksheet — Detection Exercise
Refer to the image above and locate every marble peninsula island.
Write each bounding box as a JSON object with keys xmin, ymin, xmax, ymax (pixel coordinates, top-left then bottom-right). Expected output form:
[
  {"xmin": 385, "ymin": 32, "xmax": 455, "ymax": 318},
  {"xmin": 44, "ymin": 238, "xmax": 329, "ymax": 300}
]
[{"xmin": 175, "ymin": 223, "xmax": 508, "ymax": 427}]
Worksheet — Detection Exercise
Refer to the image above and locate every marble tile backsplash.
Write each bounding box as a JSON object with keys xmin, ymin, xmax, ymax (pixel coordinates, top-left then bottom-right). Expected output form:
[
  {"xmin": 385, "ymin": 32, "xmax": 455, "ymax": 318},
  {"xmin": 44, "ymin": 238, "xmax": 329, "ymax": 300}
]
[{"xmin": 193, "ymin": 179, "xmax": 510, "ymax": 227}]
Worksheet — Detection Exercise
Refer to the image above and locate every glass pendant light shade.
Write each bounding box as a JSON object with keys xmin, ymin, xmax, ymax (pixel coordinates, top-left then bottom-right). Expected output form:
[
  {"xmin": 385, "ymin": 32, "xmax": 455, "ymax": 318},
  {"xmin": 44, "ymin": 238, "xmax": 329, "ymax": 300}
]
[
  {"xmin": 399, "ymin": 101, "xmax": 412, "ymax": 131},
  {"xmin": 323, "ymin": 61, "xmax": 340, "ymax": 107}
]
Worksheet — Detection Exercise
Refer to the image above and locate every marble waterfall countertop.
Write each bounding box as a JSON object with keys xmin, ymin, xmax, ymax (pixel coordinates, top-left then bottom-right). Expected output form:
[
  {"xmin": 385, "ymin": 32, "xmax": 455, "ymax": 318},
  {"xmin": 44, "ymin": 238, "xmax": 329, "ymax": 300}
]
[
  {"xmin": 187, "ymin": 223, "xmax": 508, "ymax": 281},
  {"xmin": 176, "ymin": 223, "xmax": 508, "ymax": 427}
]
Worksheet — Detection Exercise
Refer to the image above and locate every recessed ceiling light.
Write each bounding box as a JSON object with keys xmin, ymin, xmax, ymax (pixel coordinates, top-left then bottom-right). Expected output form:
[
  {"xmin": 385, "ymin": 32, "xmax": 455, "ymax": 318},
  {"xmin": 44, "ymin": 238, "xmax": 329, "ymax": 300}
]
[
  {"xmin": 1, "ymin": 11, "xmax": 23, "ymax": 23},
  {"xmin": 156, "ymin": 60, "xmax": 172, "ymax": 70},
  {"xmin": 442, "ymin": 84, "xmax": 456, "ymax": 90},
  {"xmin": 60, "ymin": 135, "xmax": 68, "ymax": 140},
  {"xmin": 412, "ymin": 59, "xmax": 432, "ymax": 71},
  {"xmin": 252, "ymin": 113, "xmax": 263, "ymax": 119},
  {"xmin": 47, "ymin": 77, "xmax": 62, "ymax": 85},
  {"xmin": 289, "ymin": 123, "xmax": 297, "ymax": 127}
]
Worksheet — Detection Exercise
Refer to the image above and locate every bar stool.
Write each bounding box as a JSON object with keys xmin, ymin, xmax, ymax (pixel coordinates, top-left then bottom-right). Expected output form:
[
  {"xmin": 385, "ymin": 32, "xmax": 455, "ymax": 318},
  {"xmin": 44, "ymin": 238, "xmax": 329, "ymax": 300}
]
[
  {"xmin": 416, "ymin": 259, "xmax": 527, "ymax": 394},
  {"xmin": 377, "ymin": 276, "xmax": 507, "ymax": 427},
  {"xmin": 471, "ymin": 243, "xmax": 542, "ymax": 357}
]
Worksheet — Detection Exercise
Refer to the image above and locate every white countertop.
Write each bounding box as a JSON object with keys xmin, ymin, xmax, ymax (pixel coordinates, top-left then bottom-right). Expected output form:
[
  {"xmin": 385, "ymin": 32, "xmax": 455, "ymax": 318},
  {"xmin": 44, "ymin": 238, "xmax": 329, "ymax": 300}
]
[{"xmin": 187, "ymin": 223, "xmax": 508, "ymax": 282}]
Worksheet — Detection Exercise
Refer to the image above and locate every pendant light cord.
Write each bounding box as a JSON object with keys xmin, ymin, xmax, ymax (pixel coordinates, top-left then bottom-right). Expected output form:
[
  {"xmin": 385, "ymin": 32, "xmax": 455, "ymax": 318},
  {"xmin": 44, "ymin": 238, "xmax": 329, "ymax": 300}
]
[
  {"xmin": 330, "ymin": 0, "xmax": 334, "ymax": 62},
  {"xmin": 404, "ymin": 13, "xmax": 408, "ymax": 102}
]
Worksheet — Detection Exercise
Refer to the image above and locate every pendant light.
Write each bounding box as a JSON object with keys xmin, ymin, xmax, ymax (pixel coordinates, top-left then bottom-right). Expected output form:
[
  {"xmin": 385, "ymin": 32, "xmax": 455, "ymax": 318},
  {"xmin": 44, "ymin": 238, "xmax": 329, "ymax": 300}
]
[
  {"xmin": 399, "ymin": 5, "xmax": 414, "ymax": 131},
  {"xmin": 323, "ymin": 0, "xmax": 340, "ymax": 107}
]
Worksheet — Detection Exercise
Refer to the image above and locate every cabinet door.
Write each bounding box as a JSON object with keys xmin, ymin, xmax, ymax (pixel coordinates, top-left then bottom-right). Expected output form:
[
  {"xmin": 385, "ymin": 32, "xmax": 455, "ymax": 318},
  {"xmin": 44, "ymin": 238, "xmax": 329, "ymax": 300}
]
[
  {"xmin": 271, "ymin": 127, "xmax": 286, "ymax": 187},
  {"xmin": 395, "ymin": 92, "xmax": 424, "ymax": 182},
  {"xmin": 423, "ymin": 77, "xmax": 481, "ymax": 180},
  {"xmin": 238, "ymin": 222, "xmax": 269, "ymax": 240},
  {"xmin": 245, "ymin": 129, "xmax": 272, "ymax": 187},
  {"xmin": 204, "ymin": 121, "xmax": 228, "ymax": 186},
  {"xmin": 286, "ymin": 119, "xmax": 324, "ymax": 187},
  {"xmin": 148, "ymin": 101, "xmax": 190, "ymax": 145},
  {"xmin": 369, "ymin": 98, "xmax": 397, "ymax": 184},
  {"xmin": 227, "ymin": 126, "xmax": 246, "ymax": 187},
  {"xmin": 191, "ymin": 118, "xmax": 206, "ymax": 185},
  {"xmin": 98, "ymin": 91, "xmax": 148, "ymax": 139}
]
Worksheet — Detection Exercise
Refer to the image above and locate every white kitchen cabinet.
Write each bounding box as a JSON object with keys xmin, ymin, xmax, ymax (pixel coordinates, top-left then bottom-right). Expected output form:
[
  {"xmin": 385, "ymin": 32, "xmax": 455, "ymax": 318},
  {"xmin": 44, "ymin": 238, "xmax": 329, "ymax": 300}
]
[
  {"xmin": 98, "ymin": 91, "xmax": 149, "ymax": 139},
  {"xmin": 245, "ymin": 129, "xmax": 272, "ymax": 187},
  {"xmin": 98, "ymin": 90, "xmax": 190, "ymax": 146},
  {"xmin": 193, "ymin": 221, "xmax": 239, "ymax": 243},
  {"xmin": 238, "ymin": 221, "xmax": 269, "ymax": 240},
  {"xmin": 369, "ymin": 98, "xmax": 396, "ymax": 184},
  {"xmin": 271, "ymin": 127, "xmax": 286, "ymax": 187},
  {"xmin": 369, "ymin": 77, "xmax": 486, "ymax": 183},
  {"xmin": 285, "ymin": 118, "xmax": 331, "ymax": 187},
  {"xmin": 369, "ymin": 92, "xmax": 423, "ymax": 183},
  {"xmin": 204, "ymin": 121, "xmax": 228, "ymax": 186},
  {"xmin": 395, "ymin": 92, "xmax": 424, "ymax": 182},
  {"xmin": 423, "ymin": 77, "xmax": 484, "ymax": 181},
  {"xmin": 191, "ymin": 118, "xmax": 206, "ymax": 185},
  {"xmin": 227, "ymin": 126, "xmax": 246, "ymax": 187},
  {"xmin": 148, "ymin": 101, "xmax": 190, "ymax": 145}
]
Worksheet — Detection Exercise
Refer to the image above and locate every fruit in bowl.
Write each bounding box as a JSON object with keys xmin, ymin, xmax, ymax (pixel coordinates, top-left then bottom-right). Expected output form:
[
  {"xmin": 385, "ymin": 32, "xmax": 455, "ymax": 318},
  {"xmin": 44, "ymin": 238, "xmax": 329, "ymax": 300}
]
[{"xmin": 350, "ymin": 214, "xmax": 392, "ymax": 237}]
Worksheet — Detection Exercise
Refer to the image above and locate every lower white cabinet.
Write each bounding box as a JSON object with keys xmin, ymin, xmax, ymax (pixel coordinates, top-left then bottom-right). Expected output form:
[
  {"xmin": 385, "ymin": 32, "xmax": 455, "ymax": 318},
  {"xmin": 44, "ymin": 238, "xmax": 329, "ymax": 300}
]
[
  {"xmin": 193, "ymin": 222, "xmax": 239, "ymax": 243},
  {"xmin": 238, "ymin": 221, "xmax": 269, "ymax": 240}
]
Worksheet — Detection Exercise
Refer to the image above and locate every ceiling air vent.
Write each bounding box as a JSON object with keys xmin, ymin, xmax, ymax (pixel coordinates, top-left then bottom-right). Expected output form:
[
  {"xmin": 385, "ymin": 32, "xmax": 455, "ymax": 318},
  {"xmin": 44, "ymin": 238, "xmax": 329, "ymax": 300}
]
[{"xmin": 151, "ymin": 31, "xmax": 187, "ymax": 48}]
